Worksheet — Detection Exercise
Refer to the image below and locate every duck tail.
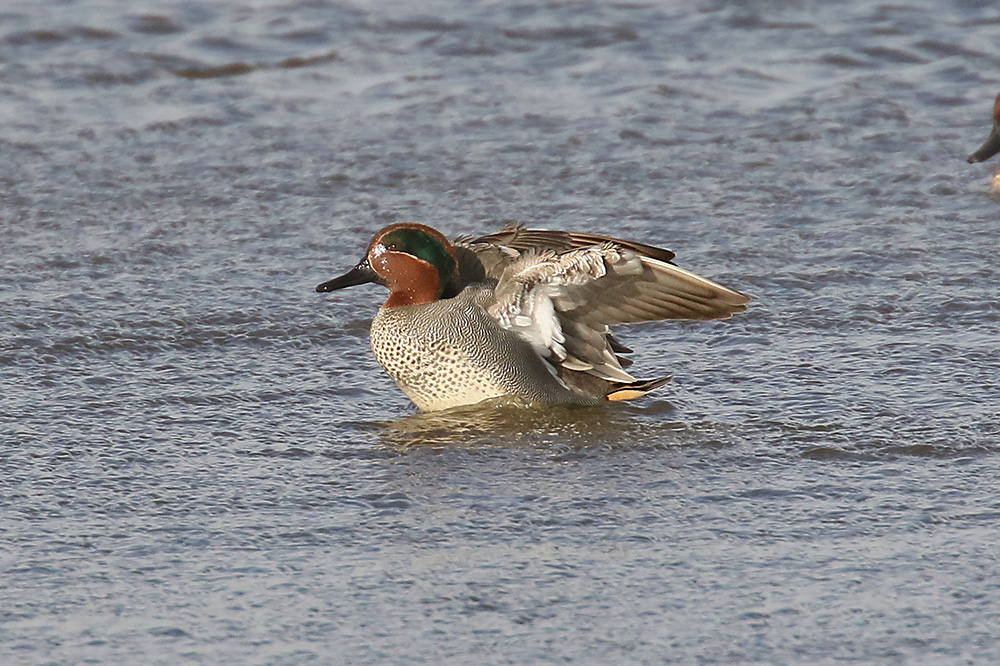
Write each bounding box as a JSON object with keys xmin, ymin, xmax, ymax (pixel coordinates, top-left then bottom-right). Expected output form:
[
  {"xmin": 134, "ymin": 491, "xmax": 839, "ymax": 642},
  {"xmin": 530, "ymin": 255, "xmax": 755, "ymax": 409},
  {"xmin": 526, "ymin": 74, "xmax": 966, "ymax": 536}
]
[{"xmin": 605, "ymin": 376, "xmax": 673, "ymax": 402}]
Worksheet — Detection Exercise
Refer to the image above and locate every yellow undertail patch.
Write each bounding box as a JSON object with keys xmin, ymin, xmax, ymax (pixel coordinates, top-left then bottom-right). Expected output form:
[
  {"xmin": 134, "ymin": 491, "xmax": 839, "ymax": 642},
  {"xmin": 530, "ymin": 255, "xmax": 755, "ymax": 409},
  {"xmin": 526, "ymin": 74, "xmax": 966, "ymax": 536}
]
[
  {"xmin": 606, "ymin": 388, "xmax": 647, "ymax": 401},
  {"xmin": 606, "ymin": 376, "xmax": 673, "ymax": 402}
]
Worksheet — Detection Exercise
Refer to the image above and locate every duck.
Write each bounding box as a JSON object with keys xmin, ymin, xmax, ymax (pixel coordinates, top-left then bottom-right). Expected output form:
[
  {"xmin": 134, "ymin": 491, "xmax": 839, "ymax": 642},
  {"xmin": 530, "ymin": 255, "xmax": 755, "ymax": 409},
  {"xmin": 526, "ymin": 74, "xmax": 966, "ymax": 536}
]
[
  {"xmin": 316, "ymin": 222, "xmax": 750, "ymax": 411},
  {"xmin": 967, "ymin": 92, "xmax": 1000, "ymax": 192}
]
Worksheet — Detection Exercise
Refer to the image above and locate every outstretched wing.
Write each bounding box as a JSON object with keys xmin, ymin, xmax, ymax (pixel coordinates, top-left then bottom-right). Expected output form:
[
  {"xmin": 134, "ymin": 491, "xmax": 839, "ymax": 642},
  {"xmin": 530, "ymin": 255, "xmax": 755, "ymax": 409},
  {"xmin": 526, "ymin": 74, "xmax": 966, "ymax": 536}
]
[{"xmin": 484, "ymin": 240, "xmax": 749, "ymax": 384}]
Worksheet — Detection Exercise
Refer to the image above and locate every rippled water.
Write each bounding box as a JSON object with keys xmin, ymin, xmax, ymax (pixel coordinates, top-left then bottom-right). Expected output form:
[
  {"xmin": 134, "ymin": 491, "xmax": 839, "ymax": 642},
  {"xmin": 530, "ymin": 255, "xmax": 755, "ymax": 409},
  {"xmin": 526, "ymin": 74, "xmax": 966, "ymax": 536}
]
[{"xmin": 3, "ymin": 0, "xmax": 1000, "ymax": 663}]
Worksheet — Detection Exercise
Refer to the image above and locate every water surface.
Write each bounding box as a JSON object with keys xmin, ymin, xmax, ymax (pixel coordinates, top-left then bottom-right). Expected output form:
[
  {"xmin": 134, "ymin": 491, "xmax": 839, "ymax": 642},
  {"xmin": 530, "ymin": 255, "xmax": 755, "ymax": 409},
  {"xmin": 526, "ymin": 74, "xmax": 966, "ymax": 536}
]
[{"xmin": 3, "ymin": 0, "xmax": 1000, "ymax": 663}]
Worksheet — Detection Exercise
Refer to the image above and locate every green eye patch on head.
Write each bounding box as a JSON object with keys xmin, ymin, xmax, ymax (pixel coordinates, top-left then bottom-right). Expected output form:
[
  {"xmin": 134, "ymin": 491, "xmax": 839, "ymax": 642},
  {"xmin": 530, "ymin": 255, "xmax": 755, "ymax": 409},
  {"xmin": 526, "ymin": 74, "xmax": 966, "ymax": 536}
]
[{"xmin": 381, "ymin": 228, "xmax": 457, "ymax": 280}]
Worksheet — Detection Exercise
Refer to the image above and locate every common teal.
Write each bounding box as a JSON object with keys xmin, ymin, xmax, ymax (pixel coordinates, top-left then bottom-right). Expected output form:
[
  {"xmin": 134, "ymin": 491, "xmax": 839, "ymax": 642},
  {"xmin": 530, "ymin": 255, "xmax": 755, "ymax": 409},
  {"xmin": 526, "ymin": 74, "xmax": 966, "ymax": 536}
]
[
  {"xmin": 968, "ymin": 93, "xmax": 1000, "ymax": 192},
  {"xmin": 317, "ymin": 223, "xmax": 749, "ymax": 411},
  {"xmin": 968, "ymin": 92, "xmax": 1000, "ymax": 165}
]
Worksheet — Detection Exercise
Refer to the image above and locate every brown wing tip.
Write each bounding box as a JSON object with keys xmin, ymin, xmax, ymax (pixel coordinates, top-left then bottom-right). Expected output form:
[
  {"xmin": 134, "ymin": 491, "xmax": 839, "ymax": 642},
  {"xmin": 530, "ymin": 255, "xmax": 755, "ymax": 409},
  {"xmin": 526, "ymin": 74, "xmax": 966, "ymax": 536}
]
[{"xmin": 731, "ymin": 289, "xmax": 752, "ymax": 305}]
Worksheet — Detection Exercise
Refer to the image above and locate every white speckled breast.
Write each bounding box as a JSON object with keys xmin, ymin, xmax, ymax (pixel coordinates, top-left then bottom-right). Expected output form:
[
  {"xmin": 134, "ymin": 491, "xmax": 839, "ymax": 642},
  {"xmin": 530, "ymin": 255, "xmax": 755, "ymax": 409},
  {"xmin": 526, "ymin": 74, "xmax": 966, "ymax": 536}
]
[{"xmin": 368, "ymin": 286, "xmax": 588, "ymax": 411}]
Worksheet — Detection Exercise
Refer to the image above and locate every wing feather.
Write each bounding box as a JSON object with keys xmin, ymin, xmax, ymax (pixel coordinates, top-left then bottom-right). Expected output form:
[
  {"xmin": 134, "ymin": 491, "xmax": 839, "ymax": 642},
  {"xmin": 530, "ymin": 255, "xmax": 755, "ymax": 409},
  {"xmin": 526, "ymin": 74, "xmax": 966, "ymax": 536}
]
[{"xmin": 463, "ymin": 225, "xmax": 749, "ymax": 392}]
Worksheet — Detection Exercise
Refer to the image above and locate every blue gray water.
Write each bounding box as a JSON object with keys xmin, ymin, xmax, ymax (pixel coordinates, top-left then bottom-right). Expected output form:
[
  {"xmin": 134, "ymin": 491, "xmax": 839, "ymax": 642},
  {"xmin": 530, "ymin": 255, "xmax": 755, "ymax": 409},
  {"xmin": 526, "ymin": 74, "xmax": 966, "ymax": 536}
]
[{"xmin": 3, "ymin": 0, "xmax": 1000, "ymax": 663}]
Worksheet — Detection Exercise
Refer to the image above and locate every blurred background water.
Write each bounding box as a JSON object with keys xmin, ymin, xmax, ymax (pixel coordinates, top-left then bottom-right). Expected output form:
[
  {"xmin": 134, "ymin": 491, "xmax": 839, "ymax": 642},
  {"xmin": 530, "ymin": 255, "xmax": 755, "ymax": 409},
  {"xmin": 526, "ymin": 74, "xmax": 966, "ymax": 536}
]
[{"xmin": 2, "ymin": 0, "xmax": 1000, "ymax": 663}]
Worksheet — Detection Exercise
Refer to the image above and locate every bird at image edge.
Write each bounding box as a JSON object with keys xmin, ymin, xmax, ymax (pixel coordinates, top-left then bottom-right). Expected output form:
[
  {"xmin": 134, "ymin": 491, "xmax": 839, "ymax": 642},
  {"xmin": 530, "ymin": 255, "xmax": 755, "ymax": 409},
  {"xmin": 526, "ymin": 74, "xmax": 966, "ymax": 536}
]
[
  {"xmin": 967, "ymin": 91, "xmax": 1000, "ymax": 192},
  {"xmin": 316, "ymin": 223, "xmax": 750, "ymax": 411}
]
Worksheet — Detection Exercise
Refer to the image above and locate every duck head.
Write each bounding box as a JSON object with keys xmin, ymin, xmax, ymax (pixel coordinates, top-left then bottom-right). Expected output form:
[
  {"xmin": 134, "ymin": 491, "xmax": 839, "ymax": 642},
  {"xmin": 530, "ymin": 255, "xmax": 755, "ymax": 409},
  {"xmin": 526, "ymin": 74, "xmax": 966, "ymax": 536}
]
[
  {"xmin": 316, "ymin": 223, "xmax": 460, "ymax": 307},
  {"xmin": 968, "ymin": 92, "xmax": 1000, "ymax": 164}
]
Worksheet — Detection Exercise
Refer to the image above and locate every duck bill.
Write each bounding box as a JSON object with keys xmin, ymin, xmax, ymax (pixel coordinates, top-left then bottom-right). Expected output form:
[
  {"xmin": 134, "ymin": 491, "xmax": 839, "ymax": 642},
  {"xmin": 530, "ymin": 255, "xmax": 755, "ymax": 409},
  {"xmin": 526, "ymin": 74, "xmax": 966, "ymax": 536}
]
[
  {"xmin": 968, "ymin": 127, "xmax": 1000, "ymax": 163},
  {"xmin": 316, "ymin": 261, "xmax": 379, "ymax": 292}
]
